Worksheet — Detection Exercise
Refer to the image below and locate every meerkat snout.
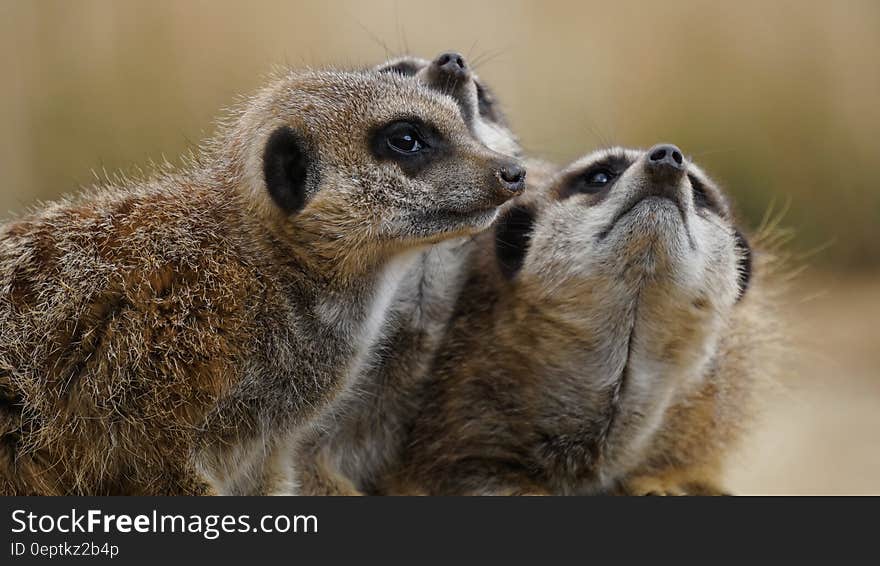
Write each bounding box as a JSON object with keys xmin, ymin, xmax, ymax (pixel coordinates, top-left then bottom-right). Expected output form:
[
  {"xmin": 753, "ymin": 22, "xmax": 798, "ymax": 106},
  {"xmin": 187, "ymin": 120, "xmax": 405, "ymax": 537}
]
[
  {"xmin": 495, "ymin": 161, "xmax": 527, "ymax": 195},
  {"xmin": 644, "ymin": 143, "xmax": 687, "ymax": 184},
  {"xmin": 433, "ymin": 52, "xmax": 468, "ymax": 75},
  {"xmin": 624, "ymin": 143, "xmax": 690, "ymax": 219},
  {"xmin": 648, "ymin": 144, "xmax": 685, "ymax": 168},
  {"xmin": 360, "ymin": 116, "xmax": 523, "ymax": 239}
]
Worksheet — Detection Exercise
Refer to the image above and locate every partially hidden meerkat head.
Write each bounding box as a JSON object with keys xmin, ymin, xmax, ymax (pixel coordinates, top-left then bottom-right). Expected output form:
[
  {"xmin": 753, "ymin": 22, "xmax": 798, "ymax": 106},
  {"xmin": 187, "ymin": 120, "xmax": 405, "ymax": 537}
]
[
  {"xmin": 218, "ymin": 69, "xmax": 525, "ymax": 272},
  {"xmin": 522, "ymin": 144, "xmax": 751, "ymax": 302},
  {"xmin": 374, "ymin": 52, "xmax": 521, "ymax": 158},
  {"xmin": 493, "ymin": 145, "xmax": 753, "ymax": 490}
]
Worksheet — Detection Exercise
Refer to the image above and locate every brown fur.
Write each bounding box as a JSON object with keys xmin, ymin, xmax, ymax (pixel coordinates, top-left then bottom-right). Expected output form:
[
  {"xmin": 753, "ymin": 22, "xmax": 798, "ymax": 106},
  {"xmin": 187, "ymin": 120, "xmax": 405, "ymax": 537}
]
[
  {"xmin": 0, "ymin": 68, "xmax": 521, "ymax": 495},
  {"xmin": 611, "ymin": 234, "xmax": 787, "ymax": 495}
]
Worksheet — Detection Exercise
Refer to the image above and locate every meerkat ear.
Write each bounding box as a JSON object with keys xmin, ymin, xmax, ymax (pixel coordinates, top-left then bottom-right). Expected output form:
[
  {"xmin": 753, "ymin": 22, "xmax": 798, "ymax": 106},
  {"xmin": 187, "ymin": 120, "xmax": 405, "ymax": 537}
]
[
  {"xmin": 263, "ymin": 126, "xmax": 310, "ymax": 214},
  {"xmin": 495, "ymin": 205, "xmax": 536, "ymax": 279},
  {"xmin": 376, "ymin": 59, "xmax": 422, "ymax": 77},
  {"xmin": 734, "ymin": 229, "xmax": 753, "ymax": 301}
]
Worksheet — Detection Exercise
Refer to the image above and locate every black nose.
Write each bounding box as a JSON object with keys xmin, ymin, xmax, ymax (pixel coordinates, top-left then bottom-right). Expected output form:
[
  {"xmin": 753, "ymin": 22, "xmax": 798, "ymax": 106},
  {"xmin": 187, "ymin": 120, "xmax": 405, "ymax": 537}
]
[
  {"xmin": 433, "ymin": 51, "xmax": 468, "ymax": 77},
  {"xmin": 647, "ymin": 144, "xmax": 685, "ymax": 170},
  {"xmin": 497, "ymin": 163, "xmax": 526, "ymax": 193}
]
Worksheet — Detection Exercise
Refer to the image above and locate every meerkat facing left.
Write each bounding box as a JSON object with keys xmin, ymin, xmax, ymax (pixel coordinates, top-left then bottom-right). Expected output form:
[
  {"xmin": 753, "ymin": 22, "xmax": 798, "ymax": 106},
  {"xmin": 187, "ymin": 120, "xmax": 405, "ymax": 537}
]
[
  {"xmin": 0, "ymin": 69, "xmax": 525, "ymax": 495},
  {"xmin": 378, "ymin": 145, "xmax": 783, "ymax": 495}
]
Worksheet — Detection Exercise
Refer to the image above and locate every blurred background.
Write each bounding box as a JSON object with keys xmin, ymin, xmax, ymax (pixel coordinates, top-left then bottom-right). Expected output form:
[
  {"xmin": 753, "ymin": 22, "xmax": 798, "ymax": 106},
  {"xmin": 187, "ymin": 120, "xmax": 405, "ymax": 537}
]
[{"xmin": 1, "ymin": 0, "xmax": 877, "ymax": 494}]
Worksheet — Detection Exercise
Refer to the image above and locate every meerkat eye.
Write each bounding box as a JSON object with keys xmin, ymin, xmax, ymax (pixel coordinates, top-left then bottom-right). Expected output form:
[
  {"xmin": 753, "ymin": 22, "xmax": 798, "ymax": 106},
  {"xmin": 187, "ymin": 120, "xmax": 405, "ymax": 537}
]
[
  {"xmin": 558, "ymin": 163, "xmax": 624, "ymax": 199},
  {"xmin": 385, "ymin": 123, "xmax": 426, "ymax": 155},
  {"xmin": 588, "ymin": 171, "xmax": 611, "ymax": 185},
  {"xmin": 578, "ymin": 168, "xmax": 616, "ymax": 193},
  {"xmin": 388, "ymin": 132, "xmax": 422, "ymax": 153},
  {"xmin": 371, "ymin": 119, "xmax": 443, "ymax": 172}
]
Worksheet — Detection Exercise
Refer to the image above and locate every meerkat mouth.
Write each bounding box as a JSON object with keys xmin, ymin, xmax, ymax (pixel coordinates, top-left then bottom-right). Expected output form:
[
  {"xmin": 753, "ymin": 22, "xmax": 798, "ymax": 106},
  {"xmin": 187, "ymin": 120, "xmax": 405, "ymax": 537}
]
[
  {"xmin": 407, "ymin": 207, "xmax": 501, "ymax": 243},
  {"xmin": 599, "ymin": 196, "xmax": 692, "ymax": 246},
  {"xmin": 619, "ymin": 196, "xmax": 685, "ymax": 228},
  {"xmin": 429, "ymin": 206, "xmax": 500, "ymax": 228}
]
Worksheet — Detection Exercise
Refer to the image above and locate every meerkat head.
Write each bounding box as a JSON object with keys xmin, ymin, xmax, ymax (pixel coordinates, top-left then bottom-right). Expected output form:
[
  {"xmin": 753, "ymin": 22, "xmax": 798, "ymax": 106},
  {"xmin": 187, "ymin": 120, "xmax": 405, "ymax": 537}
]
[
  {"xmin": 374, "ymin": 52, "xmax": 521, "ymax": 158},
  {"xmin": 518, "ymin": 144, "xmax": 751, "ymax": 302},
  {"xmin": 492, "ymin": 145, "xmax": 752, "ymax": 490},
  {"xmin": 222, "ymin": 69, "xmax": 525, "ymax": 272}
]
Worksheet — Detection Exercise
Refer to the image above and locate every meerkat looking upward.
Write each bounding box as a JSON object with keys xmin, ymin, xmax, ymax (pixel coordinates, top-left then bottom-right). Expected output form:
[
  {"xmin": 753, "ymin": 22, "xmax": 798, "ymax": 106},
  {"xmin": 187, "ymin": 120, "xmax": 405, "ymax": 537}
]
[
  {"xmin": 378, "ymin": 52, "xmax": 522, "ymax": 159},
  {"xmin": 294, "ymin": 51, "xmax": 553, "ymax": 495},
  {"xmin": 379, "ymin": 145, "xmax": 782, "ymax": 495},
  {"xmin": 0, "ymin": 68, "xmax": 525, "ymax": 495}
]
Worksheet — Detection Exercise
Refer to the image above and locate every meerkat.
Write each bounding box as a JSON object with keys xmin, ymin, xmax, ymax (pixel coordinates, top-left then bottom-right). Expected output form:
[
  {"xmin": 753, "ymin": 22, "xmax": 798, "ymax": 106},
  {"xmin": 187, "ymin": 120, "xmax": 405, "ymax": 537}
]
[
  {"xmin": 0, "ymin": 68, "xmax": 526, "ymax": 495},
  {"xmin": 378, "ymin": 145, "xmax": 783, "ymax": 495},
  {"xmin": 294, "ymin": 52, "xmax": 556, "ymax": 495}
]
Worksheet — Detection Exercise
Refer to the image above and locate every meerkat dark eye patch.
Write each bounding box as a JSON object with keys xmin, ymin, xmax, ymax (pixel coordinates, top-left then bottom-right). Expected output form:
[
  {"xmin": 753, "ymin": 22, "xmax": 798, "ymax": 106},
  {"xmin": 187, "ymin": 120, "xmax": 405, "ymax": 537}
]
[
  {"xmin": 495, "ymin": 205, "xmax": 536, "ymax": 279},
  {"xmin": 558, "ymin": 155, "xmax": 630, "ymax": 200},
  {"xmin": 370, "ymin": 119, "xmax": 445, "ymax": 176},
  {"xmin": 689, "ymin": 174, "xmax": 722, "ymax": 214},
  {"xmin": 475, "ymin": 81, "xmax": 508, "ymax": 127},
  {"xmin": 733, "ymin": 229, "xmax": 752, "ymax": 301},
  {"xmin": 689, "ymin": 174, "xmax": 710, "ymax": 208},
  {"xmin": 263, "ymin": 126, "xmax": 310, "ymax": 214},
  {"xmin": 579, "ymin": 168, "xmax": 616, "ymax": 192}
]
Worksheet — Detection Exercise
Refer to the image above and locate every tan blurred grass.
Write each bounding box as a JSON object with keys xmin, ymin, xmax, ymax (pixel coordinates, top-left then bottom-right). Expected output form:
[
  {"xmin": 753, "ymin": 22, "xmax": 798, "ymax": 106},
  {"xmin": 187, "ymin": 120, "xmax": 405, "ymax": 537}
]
[
  {"xmin": 1, "ymin": 0, "xmax": 878, "ymax": 267},
  {"xmin": 727, "ymin": 271, "xmax": 880, "ymax": 494}
]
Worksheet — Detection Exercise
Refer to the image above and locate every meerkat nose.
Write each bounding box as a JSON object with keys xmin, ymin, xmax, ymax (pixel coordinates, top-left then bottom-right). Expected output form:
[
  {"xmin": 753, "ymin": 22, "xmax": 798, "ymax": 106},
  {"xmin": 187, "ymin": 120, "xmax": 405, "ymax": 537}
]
[
  {"xmin": 648, "ymin": 144, "xmax": 685, "ymax": 169},
  {"xmin": 645, "ymin": 143, "xmax": 687, "ymax": 185},
  {"xmin": 496, "ymin": 163, "xmax": 527, "ymax": 194},
  {"xmin": 432, "ymin": 51, "xmax": 468, "ymax": 77}
]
